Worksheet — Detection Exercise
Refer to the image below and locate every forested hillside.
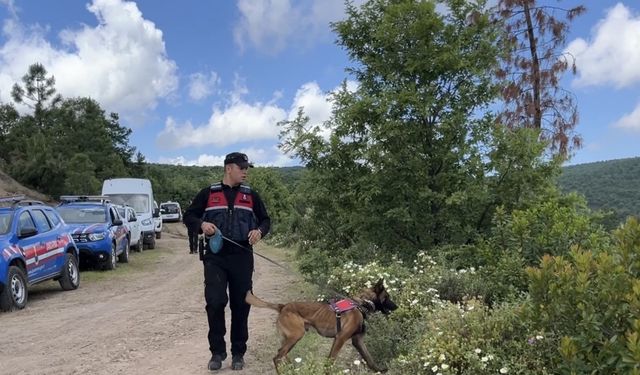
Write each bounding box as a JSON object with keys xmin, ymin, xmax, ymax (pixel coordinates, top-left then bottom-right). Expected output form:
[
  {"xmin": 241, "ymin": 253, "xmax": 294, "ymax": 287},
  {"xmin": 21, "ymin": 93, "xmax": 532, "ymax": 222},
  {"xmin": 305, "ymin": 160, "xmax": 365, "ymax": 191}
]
[
  {"xmin": 559, "ymin": 157, "xmax": 640, "ymax": 227},
  {"xmin": 4, "ymin": 1, "xmax": 640, "ymax": 373}
]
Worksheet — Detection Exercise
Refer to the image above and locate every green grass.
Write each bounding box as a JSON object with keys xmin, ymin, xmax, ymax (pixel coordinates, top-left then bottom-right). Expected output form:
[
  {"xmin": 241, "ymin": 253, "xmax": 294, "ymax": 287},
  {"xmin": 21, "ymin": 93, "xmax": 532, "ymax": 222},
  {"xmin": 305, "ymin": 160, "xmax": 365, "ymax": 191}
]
[{"xmin": 79, "ymin": 248, "xmax": 163, "ymax": 283}]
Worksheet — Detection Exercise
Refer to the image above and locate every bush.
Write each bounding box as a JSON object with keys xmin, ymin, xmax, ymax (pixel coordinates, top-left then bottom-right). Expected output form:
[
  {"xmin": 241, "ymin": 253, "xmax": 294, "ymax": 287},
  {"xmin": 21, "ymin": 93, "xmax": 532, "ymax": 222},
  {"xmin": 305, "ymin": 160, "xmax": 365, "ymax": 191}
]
[
  {"xmin": 524, "ymin": 217, "xmax": 640, "ymax": 374},
  {"xmin": 392, "ymin": 301, "xmax": 556, "ymax": 374}
]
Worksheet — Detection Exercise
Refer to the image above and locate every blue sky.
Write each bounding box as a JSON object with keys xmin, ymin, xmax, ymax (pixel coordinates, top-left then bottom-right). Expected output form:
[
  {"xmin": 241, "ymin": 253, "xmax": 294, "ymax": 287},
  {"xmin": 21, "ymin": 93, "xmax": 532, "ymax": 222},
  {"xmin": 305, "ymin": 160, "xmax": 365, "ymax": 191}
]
[{"xmin": 0, "ymin": 0, "xmax": 638, "ymax": 167}]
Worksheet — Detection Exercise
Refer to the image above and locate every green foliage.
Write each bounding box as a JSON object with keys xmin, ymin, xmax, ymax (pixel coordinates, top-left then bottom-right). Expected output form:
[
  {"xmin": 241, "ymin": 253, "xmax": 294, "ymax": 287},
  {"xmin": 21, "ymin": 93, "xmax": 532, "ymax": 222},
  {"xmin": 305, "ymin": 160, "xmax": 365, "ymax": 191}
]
[
  {"xmin": 279, "ymin": 0, "xmax": 564, "ymax": 286},
  {"xmin": 1, "ymin": 63, "xmax": 136, "ymax": 198},
  {"xmin": 524, "ymin": 217, "xmax": 640, "ymax": 374},
  {"xmin": 559, "ymin": 157, "xmax": 640, "ymax": 229},
  {"xmin": 63, "ymin": 153, "xmax": 101, "ymax": 194},
  {"xmin": 393, "ymin": 301, "xmax": 555, "ymax": 375},
  {"xmin": 492, "ymin": 193, "xmax": 610, "ymax": 266}
]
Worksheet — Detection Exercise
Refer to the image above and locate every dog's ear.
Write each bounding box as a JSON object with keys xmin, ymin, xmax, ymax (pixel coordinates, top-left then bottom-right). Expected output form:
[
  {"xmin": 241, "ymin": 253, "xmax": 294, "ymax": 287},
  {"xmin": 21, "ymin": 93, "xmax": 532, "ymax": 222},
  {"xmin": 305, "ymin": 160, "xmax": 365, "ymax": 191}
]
[{"xmin": 374, "ymin": 278, "xmax": 385, "ymax": 293}]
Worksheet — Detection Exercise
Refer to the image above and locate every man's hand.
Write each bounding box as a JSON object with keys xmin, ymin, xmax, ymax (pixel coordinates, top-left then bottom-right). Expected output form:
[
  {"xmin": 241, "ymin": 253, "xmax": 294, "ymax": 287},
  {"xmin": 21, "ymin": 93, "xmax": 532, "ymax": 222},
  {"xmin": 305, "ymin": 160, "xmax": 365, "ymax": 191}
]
[
  {"xmin": 248, "ymin": 229, "xmax": 262, "ymax": 245},
  {"xmin": 201, "ymin": 221, "xmax": 216, "ymax": 236}
]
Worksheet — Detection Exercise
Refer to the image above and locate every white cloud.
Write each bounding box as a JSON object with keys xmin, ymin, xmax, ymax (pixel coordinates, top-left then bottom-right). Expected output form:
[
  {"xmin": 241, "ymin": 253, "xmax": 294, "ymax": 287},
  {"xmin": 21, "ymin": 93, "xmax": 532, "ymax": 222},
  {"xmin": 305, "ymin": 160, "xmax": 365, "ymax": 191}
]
[
  {"xmin": 156, "ymin": 80, "xmax": 358, "ymax": 151},
  {"xmin": 567, "ymin": 3, "xmax": 640, "ymax": 88},
  {"xmin": 156, "ymin": 99, "xmax": 286, "ymax": 149},
  {"xmin": 157, "ymin": 145, "xmax": 297, "ymax": 167},
  {"xmin": 613, "ymin": 101, "xmax": 640, "ymax": 131},
  {"xmin": 233, "ymin": 0, "xmax": 364, "ymax": 54},
  {"xmin": 0, "ymin": 0, "xmax": 178, "ymax": 121},
  {"xmin": 0, "ymin": 0, "xmax": 17, "ymax": 18},
  {"xmin": 188, "ymin": 71, "xmax": 220, "ymax": 101},
  {"xmin": 157, "ymin": 154, "xmax": 226, "ymax": 166}
]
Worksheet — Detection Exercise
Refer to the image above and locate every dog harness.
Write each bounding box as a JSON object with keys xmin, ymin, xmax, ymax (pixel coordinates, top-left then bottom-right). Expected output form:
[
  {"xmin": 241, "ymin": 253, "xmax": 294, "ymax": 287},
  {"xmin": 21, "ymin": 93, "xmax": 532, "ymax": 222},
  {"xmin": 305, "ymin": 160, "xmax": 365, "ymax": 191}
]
[{"xmin": 330, "ymin": 299, "xmax": 360, "ymax": 333}]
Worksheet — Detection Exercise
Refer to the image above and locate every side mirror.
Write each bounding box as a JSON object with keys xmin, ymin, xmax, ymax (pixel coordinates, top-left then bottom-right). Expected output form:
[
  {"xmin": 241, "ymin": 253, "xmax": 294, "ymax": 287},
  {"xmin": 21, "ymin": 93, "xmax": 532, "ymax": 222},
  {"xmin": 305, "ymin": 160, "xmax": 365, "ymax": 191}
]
[
  {"xmin": 153, "ymin": 208, "xmax": 160, "ymax": 218},
  {"xmin": 113, "ymin": 218, "xmax": 123, "ymax": 226},
  {"xmin": 19, "ymin": 226, "xmax": 38, "ymax": 238}
]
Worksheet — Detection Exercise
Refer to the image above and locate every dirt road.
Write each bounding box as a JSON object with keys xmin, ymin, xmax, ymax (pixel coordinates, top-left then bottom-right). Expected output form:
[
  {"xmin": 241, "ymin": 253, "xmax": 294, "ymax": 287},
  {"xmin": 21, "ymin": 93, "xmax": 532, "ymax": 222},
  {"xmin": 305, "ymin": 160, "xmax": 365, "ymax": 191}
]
[{"xmin": 0, "ymin": 223, "xmax": 299, "ymax": 375}]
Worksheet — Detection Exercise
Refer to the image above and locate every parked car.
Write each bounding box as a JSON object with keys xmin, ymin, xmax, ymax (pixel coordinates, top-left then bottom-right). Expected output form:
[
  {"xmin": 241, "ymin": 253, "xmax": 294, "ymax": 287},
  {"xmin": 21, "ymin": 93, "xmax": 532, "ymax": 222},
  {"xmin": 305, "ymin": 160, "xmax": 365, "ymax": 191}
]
[
  {"xmin": 0, "ymin": 195, "xmax": 80, "ymax": 311},
  {"xmin": 160, "ymin": 201, "xmax": 182, "ymax": 223},
  {"xmin": 55, "ymin": 196, "xmax": 130, "ymax": 270},
  {"xmin": 153, "ymin": 200, "xmax": 162, "ymax": 239},
  {"xmin": 115, "ymin": 205, "xmax": 142, "ymax": 252},
  {"xmin": 102, "ymin": 178, "xmax": 159, "ymax": 249}
]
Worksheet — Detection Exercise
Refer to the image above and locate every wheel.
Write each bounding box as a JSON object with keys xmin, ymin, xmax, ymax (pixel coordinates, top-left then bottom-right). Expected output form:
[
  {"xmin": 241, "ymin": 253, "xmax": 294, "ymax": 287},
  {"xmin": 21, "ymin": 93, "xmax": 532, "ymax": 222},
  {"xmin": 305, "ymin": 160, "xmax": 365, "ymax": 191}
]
[
  {"xmin": 59, "ymin": 253, "xmax": 80, "ymax": 290},
  {"xmin": 148, "ymin": 236, "xmax": 156, "ymax": 250},
  {"xmin": 104, "ymin": 243, "xmax": 117, "ymax": 270},
  {"xmin": 156, "ymin": 231, "xmax": 161, "ymax": 239},
  {"xmin": 136, "ymin": 234, "xmax": 143, "ymax": 252},
  {"xmin": 0, "ymin": 266, "xmax": 28, "ymax": 311},
  {"xmin": 118, "ymin": 238, "xmax": 130, "ymax": 263}
]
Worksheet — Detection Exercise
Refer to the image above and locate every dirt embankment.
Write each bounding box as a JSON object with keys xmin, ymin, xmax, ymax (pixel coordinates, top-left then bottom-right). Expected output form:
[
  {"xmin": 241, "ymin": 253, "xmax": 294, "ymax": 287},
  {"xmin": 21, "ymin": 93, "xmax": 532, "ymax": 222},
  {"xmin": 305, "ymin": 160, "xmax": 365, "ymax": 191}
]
[
  {"xmin": 0, "ymin": 223, "xmax": 300, "ymax": 375},
  {"xmin": 0, "ymin": 169, "xmax": 53, "ymax": 203}
]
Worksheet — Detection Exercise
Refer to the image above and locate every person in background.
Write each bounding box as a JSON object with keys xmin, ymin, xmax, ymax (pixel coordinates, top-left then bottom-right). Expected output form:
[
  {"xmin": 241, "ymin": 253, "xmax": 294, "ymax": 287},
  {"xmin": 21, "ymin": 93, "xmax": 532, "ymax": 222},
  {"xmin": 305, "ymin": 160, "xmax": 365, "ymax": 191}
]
[
  {"xmin": 183, "ymin": 152, "xmax": 271, "ymax": 372},
  {"xmin": 186, "ymin": 201, "xmax": 197, "ymax": 254}
]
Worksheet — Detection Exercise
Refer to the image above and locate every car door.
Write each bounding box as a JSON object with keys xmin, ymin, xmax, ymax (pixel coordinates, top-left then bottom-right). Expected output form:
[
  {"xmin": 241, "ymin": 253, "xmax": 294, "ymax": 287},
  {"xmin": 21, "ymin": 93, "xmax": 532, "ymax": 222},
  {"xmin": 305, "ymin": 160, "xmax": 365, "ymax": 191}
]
[
  {"xmin": 16, "ymin": 210, "xmax": 47, "ymax": 283},
  {"xmin": 128, "ymin": 208, "xmax": 141, "ymax": 245},
  {"xmin": 109, "ymin": 207, "xmax": 126, "ymax": 254},
  {"xmin": 29, "ymin": 209, "xmax": 61, "ymax": 278}
]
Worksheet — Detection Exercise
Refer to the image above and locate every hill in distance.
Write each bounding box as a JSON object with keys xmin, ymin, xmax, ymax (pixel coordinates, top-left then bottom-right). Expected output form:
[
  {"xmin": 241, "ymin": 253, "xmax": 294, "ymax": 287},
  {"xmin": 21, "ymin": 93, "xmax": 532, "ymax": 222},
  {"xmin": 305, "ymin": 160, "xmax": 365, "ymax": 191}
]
[{"xmin": 559, "ymin": 156, "xmax": 640, "ymax": 227}]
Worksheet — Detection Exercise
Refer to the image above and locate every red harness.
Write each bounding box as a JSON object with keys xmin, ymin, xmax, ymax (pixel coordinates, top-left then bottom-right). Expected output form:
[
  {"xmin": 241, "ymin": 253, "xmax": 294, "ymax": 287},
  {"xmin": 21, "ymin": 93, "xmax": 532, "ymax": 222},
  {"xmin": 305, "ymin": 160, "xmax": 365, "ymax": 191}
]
[{"xmin": 330, "ymin": 299, "xmax": 359, "ymax": 332}]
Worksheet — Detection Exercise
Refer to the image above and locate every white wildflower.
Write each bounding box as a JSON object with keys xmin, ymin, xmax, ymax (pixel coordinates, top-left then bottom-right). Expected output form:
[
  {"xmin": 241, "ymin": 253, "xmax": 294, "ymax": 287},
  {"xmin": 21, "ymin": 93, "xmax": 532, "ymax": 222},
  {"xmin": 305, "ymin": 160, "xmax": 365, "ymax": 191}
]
[
  {"xmin": 474, "ymin": 348, "xmax": 482, "ymax": 354},
  {"xmin": 353, "ymin": 359, "xmax": 361, "ymax": 366},
  {"xmin": 500, "ymin": 367, "xmax": 509, "ymax": 374},
  {"xmin": 294, "ymin": 357, "xmax": 302, "ymax": 363},
  {"xmin": 441, "ymin": 363, "xmax": 449, "ymax": 369}
]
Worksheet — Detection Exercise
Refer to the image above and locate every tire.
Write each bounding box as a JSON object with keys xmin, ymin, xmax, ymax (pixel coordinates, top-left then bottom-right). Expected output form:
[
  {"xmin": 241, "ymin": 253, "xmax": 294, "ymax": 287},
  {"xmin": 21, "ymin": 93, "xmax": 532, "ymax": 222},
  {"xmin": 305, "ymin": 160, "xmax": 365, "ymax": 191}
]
[
  {"xmin": 59, "ymin": 253, "xmax": 80, "ymax": 291},
  {"xmin": 0, "ymin": 266, "xmax": 28, "ymax": 311},
  {"xmin": 136, "ymin": 234, "xmax": 143, "ymax": 252},
  {"xmin": 148, "ymin": 236, "xmax": 156, "ymax": 250},
  {"xmin": 118, "ymin": 238, "xmax": 130, "ymax": 263},
  {"xmin": 156, "ymin": 231, "xmax": 161, "ymax": 239},
  {"xmin": 104, "ymin": 243, "xmax": 117, "ymax": 270}
]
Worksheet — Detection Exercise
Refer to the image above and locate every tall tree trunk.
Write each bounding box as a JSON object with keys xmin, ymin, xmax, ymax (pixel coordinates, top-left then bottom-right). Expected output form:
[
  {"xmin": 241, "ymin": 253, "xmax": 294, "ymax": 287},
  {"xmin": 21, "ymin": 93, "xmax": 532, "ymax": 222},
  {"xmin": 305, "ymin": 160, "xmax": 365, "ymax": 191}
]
[{"xmin": 523, "ymin": 1, "xmax": 542, "ymax": 129}]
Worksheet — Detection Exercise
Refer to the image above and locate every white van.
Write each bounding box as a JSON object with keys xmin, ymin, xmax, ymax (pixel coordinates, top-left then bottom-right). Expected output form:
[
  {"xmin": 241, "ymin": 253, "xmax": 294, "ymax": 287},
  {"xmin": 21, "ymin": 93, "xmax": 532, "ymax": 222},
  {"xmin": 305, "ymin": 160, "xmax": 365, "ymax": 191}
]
[{"xmin": 102, "ymin": 178, "xmax": 159, "ymax": 249}]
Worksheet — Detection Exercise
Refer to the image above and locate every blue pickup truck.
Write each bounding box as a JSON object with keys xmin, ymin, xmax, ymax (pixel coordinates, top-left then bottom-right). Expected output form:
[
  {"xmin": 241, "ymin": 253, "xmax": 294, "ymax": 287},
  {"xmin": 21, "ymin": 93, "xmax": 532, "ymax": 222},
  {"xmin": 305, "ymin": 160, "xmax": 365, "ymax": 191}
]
[
  {"xmin": 55, "ymin": 196, "xmax": 130, "ymax": 271},
  {"xmin": 0, "ymin": 196, "xmax": 80, "ymax": 311}
]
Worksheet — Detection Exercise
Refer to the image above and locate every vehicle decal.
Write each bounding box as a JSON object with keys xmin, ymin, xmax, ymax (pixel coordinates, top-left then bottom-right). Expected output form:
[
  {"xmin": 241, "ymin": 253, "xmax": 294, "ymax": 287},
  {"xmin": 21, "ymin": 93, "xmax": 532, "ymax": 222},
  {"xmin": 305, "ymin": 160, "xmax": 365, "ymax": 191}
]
[{"xmin": 2, "ymin": 244, "xmax": 20, "ymax": 260}]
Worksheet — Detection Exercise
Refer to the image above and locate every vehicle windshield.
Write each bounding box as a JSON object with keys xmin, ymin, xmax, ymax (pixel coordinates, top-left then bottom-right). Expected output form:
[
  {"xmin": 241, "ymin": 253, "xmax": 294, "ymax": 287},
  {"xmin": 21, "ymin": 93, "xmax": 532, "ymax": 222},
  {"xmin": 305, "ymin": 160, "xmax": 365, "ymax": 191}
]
[
  {"xmin": 161, "ymin": 204, "xmax": 180, "ymax": 214},
  {"xmin": 0, "ymin": 211, "xmax": 12, "ymax": 234},
  {"xmin": 105, "ymin": 194, "xmax": 149, "ymax": 215},
  {"xmin": 57, "ymin": 207, "xmax": 107, "ymax": 224}
]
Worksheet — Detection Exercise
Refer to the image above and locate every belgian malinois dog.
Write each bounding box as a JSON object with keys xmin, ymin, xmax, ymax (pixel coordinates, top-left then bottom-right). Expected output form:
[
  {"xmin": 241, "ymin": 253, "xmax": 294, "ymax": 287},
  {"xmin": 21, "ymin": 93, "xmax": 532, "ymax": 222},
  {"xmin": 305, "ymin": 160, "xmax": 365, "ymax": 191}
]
[{"xmin": 245, "ymin": 278, "xmax": 397, "ymax": 373}]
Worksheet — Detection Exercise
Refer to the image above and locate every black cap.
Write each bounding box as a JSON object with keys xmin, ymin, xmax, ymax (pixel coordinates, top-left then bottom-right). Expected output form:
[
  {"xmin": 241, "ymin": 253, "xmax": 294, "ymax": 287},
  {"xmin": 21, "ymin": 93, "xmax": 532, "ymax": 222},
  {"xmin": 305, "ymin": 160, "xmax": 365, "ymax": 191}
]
[{"xmin": 224, "ymin": 152, "xmax": 254, "ymax": 169}]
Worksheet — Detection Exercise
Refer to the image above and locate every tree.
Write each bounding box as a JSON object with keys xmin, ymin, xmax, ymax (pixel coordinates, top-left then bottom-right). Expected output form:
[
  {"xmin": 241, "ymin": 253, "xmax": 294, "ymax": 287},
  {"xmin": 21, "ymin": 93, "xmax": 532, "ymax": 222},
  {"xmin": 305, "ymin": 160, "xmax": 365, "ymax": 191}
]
[
  {"xmin": 11, "ymin": 63, "xmax": 62, "ymax": 127},
  {"xmin": 280, "ymin": 0, "xmax": 504, "ymax": 257},
  {"xmin": 0, "ymin": 103, "xmax": 20, "ymax": 166},
  {"xmin": 495, "ymin": 0, "xmax": 586, "ymax": 157},
  {"xmin": 63, "ymin": 153, "xmax": 101, "ymax": 194}
]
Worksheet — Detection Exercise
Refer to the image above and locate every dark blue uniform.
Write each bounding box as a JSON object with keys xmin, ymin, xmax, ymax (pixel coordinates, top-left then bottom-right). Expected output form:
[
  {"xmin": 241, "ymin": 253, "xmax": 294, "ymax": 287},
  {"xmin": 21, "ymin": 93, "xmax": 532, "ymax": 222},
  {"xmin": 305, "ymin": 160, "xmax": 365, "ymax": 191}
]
[{"xmin": 183, "ymin": 182, "xmax": 270, "ymax": 359}]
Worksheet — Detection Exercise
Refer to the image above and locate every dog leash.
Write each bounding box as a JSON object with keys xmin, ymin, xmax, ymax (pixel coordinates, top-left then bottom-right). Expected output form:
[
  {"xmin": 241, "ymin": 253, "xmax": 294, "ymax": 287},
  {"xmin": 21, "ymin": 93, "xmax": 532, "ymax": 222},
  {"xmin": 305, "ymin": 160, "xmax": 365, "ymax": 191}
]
[
  {"xmin": 204, "ymin": 233, "xmax": 350, "ymax": 300},
  {"xmin": 220, "ymin": 234, "xmax": 295, "ymax": 274}
]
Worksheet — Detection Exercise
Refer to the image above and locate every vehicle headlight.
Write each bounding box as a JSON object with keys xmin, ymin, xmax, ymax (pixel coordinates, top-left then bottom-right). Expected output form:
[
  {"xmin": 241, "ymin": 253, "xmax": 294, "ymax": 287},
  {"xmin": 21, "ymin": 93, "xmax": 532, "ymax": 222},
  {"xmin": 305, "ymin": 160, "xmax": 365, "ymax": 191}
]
[
  {"xmin": 88, "ymin": 233, "xmax": 106, "ymax": 241},
  {"xmin": 142, "ymin": 218, "xmax": 152, "ymax": 226}
]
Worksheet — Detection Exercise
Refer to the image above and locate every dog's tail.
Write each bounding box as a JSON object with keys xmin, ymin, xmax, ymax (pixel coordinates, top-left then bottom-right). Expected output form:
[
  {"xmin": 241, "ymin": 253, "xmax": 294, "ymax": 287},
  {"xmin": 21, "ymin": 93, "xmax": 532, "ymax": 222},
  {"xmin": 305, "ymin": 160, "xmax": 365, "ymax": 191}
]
[{"xmin": 245, "ymin": 291, "xmax": 284, "ymax": 312}]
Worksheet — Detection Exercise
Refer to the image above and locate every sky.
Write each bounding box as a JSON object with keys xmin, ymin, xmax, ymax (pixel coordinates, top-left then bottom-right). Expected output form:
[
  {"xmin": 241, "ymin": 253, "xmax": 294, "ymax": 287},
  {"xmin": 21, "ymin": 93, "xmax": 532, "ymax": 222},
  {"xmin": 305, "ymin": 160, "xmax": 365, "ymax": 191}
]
[{"xmin": 0, "ymin": 0, "xmax": 638, "ymax": 167}]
